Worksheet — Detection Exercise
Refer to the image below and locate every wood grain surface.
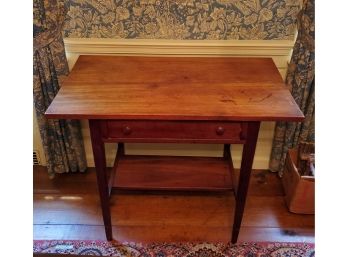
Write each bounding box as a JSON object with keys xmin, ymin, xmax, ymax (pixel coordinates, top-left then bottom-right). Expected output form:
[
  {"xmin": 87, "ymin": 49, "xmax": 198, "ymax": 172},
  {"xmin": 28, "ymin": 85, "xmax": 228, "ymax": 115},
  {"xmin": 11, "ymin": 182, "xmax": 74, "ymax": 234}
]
[
  {"xmin": 102, "ymin": 120, "xmax": 245, "ymax": 143},
  {"xmin": 112, "ymin": 155, "xmax": 233, "ymax": 191},
  {"xmin": 45, "ymin": 56, "xmax": 304, "ymax": 121}
]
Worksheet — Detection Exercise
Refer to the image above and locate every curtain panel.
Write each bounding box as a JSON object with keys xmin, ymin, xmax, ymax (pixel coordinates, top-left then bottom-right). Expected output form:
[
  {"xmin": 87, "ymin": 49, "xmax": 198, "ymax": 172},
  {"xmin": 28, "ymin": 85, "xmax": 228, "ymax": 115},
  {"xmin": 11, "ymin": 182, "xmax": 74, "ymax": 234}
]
[
  {"xmin": 269, "ymin": 0, "xmax": 315, "ymax": 174},
  {"xmin": 33, "ymin": 0, "xmax": 87, "ymax": 178}
]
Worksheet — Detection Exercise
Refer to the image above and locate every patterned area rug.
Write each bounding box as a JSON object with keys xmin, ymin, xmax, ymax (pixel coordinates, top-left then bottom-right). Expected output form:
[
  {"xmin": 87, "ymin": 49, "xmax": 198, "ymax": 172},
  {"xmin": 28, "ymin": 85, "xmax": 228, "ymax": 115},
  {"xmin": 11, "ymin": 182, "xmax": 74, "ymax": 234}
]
[{"xmin": 33, "ymin": 240, "xmax": 315, "ymax": 256}]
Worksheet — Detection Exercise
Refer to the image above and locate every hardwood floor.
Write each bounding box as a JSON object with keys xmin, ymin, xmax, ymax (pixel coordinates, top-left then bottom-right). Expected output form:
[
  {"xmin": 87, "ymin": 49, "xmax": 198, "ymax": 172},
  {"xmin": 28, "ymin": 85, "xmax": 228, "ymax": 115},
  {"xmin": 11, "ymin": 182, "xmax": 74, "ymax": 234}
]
[{"xmin": 33, "ymin": 165, "xmax": 314, "ymax": 243}]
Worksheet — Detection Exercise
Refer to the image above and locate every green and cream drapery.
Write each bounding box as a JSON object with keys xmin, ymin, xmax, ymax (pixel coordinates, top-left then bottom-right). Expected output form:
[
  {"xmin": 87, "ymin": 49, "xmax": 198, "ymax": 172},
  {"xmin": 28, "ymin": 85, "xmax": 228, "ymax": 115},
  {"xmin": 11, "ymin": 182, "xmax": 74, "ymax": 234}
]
[
  {"xmin": 33, "ymin": 0, "xmax": 87, "ymax": 178},
  {"xmin": 269, "ymin": 0, "xmax": 315, "ymax": 174}
]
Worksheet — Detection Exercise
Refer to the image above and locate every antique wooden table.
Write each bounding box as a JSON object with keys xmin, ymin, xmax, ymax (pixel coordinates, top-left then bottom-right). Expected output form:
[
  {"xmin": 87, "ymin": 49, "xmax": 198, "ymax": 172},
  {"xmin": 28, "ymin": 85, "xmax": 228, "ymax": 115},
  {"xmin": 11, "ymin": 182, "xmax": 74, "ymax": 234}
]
[{"xmin": 45, "ymin": 55, "xmax": 304, "ymax": 243}]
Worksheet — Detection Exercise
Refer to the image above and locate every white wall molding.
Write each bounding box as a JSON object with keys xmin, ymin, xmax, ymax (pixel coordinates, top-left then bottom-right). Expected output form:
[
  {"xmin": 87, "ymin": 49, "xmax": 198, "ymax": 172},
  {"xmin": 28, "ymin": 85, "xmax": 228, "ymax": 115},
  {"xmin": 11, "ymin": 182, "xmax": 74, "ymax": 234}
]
[
  {"xmin": 64, "ymin": 38, "xmax": 294, "ymax": 56},
  {"xmin": 64, "ymin": 39, "xmax": 294, "ymax": 72}
]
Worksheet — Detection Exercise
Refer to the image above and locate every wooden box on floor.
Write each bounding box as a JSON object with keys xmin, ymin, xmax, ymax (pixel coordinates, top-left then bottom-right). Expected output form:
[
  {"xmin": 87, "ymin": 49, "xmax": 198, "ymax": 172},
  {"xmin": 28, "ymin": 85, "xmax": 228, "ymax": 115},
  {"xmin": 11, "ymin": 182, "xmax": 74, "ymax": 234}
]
[{"xmin": 282, "ymin": 149, "xmax": 314, "ymax": 214}]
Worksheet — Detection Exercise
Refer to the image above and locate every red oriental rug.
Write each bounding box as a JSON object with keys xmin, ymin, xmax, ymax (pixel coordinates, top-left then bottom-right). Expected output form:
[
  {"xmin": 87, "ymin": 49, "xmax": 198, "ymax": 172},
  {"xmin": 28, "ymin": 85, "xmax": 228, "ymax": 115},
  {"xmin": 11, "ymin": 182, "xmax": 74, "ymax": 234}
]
[{"xmin": 33, "ymin": 240, "xmax": 315, "ymax": 256}]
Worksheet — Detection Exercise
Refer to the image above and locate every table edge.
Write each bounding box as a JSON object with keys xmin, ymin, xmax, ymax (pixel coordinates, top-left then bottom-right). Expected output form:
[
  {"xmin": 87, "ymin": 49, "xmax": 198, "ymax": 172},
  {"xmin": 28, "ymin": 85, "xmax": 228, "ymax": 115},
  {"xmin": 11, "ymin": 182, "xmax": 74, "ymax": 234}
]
[{"xmin": 44, "ymin": 112, "xmax": 305, "ymax": 122}]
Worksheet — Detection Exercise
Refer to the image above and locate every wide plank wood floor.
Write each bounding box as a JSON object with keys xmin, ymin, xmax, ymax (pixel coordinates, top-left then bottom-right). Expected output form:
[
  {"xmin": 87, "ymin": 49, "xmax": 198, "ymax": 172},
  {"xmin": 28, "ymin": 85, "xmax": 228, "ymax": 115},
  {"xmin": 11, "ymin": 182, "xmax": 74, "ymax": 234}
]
[{"xmin": 33, "ymin": 165, "xmax": 314, "ymax": 243}]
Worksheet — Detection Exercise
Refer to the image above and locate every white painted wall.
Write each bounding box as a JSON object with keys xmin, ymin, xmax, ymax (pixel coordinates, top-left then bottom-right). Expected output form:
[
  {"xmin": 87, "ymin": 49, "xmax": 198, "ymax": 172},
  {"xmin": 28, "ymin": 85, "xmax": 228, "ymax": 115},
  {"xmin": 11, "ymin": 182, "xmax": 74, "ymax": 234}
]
[{"xmin": 33, "ymin": 106, "xmax": 46, "ymax": 165}]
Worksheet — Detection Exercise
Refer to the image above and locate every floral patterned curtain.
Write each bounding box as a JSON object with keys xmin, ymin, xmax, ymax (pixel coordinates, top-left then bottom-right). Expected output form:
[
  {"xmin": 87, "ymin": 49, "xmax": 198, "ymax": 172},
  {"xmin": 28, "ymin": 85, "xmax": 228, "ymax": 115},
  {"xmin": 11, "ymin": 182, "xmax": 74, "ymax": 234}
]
[
  {"xmin": 269, "ymin": 0, "xmax": 314, "ymax": 174},
  {"xmin": 33, "ymin": 0, "xmax": 87, "ymax": 178}
]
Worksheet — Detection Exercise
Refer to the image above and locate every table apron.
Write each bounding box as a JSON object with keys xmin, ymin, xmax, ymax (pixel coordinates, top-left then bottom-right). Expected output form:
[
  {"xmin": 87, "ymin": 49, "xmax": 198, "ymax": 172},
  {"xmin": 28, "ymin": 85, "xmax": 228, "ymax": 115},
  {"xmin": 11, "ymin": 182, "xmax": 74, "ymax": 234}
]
[{"xmin": 100, "ymin": 120, "xmax": 247, "ymax": 144}]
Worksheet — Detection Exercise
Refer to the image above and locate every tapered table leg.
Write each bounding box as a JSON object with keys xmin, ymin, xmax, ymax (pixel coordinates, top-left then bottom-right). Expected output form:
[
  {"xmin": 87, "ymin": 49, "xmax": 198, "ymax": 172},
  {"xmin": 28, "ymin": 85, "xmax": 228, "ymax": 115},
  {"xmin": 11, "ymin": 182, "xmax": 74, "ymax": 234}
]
[
  {"xmin": 232, "ymin": 121, "xmax": 260, "ymax": 243},
  {"xmin": 89, "ymin": 120, "xmax": 113, "ymax": 241}
]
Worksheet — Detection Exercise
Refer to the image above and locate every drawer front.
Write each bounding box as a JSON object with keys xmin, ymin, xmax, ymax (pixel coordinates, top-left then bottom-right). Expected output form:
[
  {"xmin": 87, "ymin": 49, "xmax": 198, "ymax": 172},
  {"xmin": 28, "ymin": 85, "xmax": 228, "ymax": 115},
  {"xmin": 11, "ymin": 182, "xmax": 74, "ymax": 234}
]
[{"xmin": 102, "ymin": 120, "xmax": 245, "ymax": 143}]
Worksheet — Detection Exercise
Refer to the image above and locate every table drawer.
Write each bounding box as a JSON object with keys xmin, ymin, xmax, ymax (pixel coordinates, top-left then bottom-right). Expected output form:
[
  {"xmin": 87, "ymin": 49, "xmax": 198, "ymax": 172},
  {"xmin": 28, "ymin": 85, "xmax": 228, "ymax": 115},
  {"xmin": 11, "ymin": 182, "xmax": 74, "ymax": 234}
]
[{"xmin": 102, "ymin": 120, "xmax": 245, "ymax": 143}]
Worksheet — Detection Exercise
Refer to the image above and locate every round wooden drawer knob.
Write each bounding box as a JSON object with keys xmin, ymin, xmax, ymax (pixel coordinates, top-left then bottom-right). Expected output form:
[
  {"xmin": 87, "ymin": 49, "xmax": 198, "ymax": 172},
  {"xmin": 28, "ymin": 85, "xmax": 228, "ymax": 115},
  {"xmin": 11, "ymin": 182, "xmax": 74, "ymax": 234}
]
[
  {"xmin": 123, "ymin": 126, "xmax": 132, "ymax": 135},
  {"xmin": 216, "ymin": 126, "xmax": 225, "ymax": 135}
]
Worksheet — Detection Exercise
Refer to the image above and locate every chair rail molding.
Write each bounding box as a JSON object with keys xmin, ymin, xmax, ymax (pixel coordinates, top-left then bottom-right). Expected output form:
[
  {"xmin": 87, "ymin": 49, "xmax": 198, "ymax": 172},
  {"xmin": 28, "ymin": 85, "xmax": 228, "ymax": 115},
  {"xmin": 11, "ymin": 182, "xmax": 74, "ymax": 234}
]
[
  {"xmin": 64, "ymin": 38, "xmax": 294, "ymax": 55},
  {"xmin": 53, "ymin": 38, "xmax": 295, "ymax": 168},
  {"xmin": 64, "ymin": 38, "xmax": 294, "ymax": 72}
]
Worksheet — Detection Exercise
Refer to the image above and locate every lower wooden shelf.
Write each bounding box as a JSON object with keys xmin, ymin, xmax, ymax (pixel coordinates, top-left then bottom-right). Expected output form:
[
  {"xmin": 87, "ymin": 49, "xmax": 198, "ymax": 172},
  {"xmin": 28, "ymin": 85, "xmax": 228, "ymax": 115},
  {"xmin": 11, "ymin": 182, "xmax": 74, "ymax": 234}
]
[{"xmin": 111, "ymin": 155, "xmax": 234, "ymax": 191}]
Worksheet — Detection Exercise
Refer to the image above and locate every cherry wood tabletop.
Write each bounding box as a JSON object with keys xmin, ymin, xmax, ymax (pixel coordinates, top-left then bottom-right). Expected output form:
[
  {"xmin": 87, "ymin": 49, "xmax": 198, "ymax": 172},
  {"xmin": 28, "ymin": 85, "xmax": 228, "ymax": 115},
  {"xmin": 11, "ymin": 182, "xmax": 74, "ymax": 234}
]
[{"xmin": 45, "ymin": 55, "xmax": 304, "ymax": 121}]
